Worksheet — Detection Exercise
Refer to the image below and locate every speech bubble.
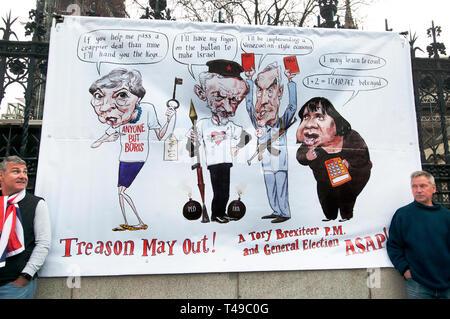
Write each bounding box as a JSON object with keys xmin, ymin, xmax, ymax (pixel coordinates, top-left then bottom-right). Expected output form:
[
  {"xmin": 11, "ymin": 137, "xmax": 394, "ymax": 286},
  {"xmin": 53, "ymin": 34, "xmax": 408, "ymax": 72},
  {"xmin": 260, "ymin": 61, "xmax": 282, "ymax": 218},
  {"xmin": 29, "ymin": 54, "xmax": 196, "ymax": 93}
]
[
  {"xmin": 319, "ymin": 53, "xmax": 386, "ymax": 73},
  {"xmin": 173, "ymin": 32, "xmax": 238, "ymax": 78},
  {"xmin": 241, "ymin": 34, "xmax": 313, "ymax": 68},
  {"xmin": 77, "ymin": 29, "xmax": 169, "ymax": 73},
  {"xmin": 303, "ymin": 74, "xmax": 388, "ymax": 105}
]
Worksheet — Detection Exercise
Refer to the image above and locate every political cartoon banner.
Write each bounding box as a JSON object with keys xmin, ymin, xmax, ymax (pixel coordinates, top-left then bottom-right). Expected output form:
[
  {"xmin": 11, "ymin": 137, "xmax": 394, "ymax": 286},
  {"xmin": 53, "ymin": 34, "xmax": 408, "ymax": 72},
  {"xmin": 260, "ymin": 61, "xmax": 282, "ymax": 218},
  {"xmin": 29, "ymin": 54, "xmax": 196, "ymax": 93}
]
[{"xmin": 36, "ymin": 16, "xmax": 421, "ymax": 277}]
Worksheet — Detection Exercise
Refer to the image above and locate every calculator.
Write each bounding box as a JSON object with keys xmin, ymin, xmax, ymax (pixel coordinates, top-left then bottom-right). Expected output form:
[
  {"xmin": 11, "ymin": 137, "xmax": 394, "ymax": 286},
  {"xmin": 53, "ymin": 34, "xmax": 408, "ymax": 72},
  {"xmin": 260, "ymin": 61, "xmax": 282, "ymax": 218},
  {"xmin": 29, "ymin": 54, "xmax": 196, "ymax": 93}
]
[{"xmin": 325, "ymin": 157, "xmax": 352, "ymax": 187}]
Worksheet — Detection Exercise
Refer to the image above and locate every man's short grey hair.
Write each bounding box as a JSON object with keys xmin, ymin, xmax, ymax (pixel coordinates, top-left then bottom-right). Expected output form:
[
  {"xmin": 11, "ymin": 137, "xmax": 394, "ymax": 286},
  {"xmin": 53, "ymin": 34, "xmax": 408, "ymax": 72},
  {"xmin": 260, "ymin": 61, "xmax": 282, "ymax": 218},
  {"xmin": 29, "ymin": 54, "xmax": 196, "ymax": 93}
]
[
  {"xmin": 258, "ymin": 62, "xmax": 281, "ymax": 85},
  {"xmin": 198, "ymin": 71, "xmax": 220, "ymax": 89},
  {"xmin": 0, "ymin": 156, "xmax": 27, "ymax": 172},
  {"xmin": 197, "ymin": 71, "xmax": 249, "ymax": 93},
  {"xmin": 410, "ymin": 170, "xmax": 435, "ymax": 185}
]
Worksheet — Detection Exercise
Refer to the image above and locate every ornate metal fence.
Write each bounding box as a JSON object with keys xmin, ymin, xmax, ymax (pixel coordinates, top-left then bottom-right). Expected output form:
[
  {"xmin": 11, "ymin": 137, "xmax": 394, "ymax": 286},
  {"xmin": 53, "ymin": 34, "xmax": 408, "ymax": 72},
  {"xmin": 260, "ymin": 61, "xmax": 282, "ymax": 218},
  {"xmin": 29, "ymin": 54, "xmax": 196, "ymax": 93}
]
[
  {"xmin": 412, "ymin": 57, "xmax": 450, "ymax": 207},
  {"xmin": 0, "ymin": 35, "xmax": 48, "ymax": 194},
  {"xmin": 0, "ymin": 11, "xmax": 448, "ymax": 207}
]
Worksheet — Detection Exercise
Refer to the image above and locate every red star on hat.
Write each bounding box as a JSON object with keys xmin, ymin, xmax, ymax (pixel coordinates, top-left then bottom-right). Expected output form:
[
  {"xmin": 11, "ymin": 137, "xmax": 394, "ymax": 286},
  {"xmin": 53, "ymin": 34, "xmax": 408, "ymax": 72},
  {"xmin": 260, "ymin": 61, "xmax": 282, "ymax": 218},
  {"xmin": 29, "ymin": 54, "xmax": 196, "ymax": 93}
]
[{"xmin": 226, "ymin": 64, "xmax": 232, "ymax": 71}]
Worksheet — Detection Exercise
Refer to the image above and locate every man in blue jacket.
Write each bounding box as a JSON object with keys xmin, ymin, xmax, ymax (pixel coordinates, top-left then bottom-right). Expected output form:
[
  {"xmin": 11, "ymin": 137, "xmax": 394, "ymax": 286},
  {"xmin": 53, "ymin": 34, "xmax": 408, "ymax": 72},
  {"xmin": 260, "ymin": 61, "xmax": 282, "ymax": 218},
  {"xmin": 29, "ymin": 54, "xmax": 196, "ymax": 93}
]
[
  {"xmin": 244, "ymin": 62, "xmax": 297, "ymax": 223},
  {"xmin": 387, "ymin": 170, "xmax": 449, "ymax": 299}
]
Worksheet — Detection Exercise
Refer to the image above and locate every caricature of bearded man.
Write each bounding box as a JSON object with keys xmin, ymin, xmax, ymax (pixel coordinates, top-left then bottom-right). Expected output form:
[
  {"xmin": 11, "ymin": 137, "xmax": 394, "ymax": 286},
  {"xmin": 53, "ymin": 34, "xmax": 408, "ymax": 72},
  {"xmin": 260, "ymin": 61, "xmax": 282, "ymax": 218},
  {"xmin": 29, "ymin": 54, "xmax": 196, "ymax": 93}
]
[{"xmin": 187, "ymin": 59, "xmax": 251, "ymax": 224}]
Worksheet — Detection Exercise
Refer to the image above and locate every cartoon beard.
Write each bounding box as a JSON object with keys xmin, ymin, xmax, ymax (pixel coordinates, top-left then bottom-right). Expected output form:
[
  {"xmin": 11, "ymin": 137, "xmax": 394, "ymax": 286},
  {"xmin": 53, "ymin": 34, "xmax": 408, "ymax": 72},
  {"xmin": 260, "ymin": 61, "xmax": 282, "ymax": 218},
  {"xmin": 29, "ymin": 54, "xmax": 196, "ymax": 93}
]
[{"xmin": 210, "ymin": 106, "xmax": 232, "ymax": 125}]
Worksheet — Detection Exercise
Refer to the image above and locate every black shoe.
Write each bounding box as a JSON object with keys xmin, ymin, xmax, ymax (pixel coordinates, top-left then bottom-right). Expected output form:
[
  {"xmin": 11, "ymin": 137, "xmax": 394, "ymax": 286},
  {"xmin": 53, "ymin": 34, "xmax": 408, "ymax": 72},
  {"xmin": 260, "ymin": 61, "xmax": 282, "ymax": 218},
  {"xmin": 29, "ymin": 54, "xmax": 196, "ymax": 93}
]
[
  {"xmin": 211, "ymin": 216, "xmax": 229, "ymax": 223},
  {"xmin": 339, "ymin": 218, "xmax": 351, "ymax": 222},
  {"xmin": 261, "ymin": 214, "xmax": 278, "ymax": 219},
  {"xmin": 271, "ymin": 216, "xmax": 290, "ymax": 223},
  {"xmin": 322, "ymin": 218, "xmax": 335, "ymax": 222},
  {"xmin": 223, "ymin": 215, "xmax": 238, "ymax": 221}
]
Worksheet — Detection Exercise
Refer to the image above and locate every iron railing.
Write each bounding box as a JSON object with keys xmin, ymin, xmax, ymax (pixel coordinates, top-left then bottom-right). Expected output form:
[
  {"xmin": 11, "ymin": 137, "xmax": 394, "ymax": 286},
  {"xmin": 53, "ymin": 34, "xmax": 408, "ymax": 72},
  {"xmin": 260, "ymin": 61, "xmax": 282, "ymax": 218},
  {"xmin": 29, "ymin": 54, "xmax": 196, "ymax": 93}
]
[{"xmin": 412, "ymin": 56, "xmax": 449, "ymax": 207}]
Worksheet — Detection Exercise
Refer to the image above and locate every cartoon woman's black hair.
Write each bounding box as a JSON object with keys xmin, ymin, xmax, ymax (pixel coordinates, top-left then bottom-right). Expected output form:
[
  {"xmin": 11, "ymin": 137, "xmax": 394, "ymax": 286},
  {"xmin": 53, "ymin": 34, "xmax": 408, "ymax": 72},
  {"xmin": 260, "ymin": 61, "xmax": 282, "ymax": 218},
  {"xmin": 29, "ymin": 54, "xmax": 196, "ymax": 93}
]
[{"xmin": 298, "ymin": 97, "xmax": 351, "ymax": 136}]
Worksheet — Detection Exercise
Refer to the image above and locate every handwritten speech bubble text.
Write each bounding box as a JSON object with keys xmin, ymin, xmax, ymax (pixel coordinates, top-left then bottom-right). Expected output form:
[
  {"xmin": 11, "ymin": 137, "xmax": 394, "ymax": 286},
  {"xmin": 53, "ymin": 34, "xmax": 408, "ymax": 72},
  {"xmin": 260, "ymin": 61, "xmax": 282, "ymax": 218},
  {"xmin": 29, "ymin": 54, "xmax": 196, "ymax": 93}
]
[
  {"xmin": 303, "ymin": 74, "xmax": 388, "ymax": 105},
  {"xmin": 320, "ymin": 53, "xmax": 386, "ymax": 73},
  {"xmin": 241, "ymin": 34, "xmax": 313, "ymax": 67},
  {"xmin": 77, "ymin": 29, "xmax": 169, "ymax": 73},
  {"xmin": 173, "ymin": 32, "xmax": 238, "ymax": 78}
]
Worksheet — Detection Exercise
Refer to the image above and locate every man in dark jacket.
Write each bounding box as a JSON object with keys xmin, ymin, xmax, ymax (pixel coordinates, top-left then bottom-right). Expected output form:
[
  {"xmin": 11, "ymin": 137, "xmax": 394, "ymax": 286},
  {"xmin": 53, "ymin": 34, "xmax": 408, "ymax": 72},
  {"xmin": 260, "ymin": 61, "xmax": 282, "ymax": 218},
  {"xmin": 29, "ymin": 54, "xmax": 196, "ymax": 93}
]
[
  {"xmin": 0, "ymin": 156, "xmax": 51, "ymax": 299},
  {"xmin": 387, "ymin": 170, "xmax": 449, "ymax": 299}
]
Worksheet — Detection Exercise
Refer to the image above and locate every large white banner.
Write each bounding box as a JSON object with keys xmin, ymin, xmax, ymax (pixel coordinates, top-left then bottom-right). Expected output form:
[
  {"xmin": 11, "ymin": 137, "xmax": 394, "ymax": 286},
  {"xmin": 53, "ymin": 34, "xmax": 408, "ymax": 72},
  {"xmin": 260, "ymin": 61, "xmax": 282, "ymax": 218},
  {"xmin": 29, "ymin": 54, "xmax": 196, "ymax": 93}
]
[{"xmin": 36, "ymin": 16, "xmax": 420, "ymax": 277}]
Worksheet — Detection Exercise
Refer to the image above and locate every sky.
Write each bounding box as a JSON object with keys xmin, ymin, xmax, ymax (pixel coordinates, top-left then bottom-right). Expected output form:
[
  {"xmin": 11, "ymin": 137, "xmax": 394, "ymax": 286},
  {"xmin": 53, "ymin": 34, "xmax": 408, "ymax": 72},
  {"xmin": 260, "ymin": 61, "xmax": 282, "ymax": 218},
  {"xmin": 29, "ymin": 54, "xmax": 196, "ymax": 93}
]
[
  {"xmin": 1, "ymin": 0, "xmax": 448, "ymax": 55},
  {"xmin": 357, "ymin": 0, "xmax": 449, "ymax": 57},
  {"xmin": 0, "ymin": 0, "xmax": 449, "ymax": 111}
]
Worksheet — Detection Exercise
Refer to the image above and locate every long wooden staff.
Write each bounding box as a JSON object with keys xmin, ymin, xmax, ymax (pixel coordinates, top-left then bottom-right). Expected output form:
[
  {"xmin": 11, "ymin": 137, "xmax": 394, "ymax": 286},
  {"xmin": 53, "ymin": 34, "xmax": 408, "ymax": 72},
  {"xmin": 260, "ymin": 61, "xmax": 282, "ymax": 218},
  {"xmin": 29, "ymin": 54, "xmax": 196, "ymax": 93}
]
[{"xmin": 189, "ymin": 100, "xmax": 209, "ymax": 223}]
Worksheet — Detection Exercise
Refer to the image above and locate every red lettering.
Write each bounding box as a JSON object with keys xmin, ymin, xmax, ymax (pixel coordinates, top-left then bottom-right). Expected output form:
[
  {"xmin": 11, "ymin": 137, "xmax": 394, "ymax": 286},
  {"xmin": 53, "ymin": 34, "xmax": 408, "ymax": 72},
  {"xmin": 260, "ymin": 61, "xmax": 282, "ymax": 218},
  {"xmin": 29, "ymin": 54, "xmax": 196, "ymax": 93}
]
[
  {"xmin": 365, "ymin": 236, "xmax": 377, "ymax": 252},
  {"xmin": 375, "ymin": 234, "xmax": 386, "ymax": 249},
  {"xmin": 76, "ymin": 241, "xmax": 86, "ymax": 255},
  {"xmin": 183, "ymin": 239, "xmax": 192, "ymax": 255},
  {"xmin": 124, "ymin": 142, "xmax": 144, "ymax": 152},
  {"xmin": 105, "ymin": 241, "xmax": 112, "ymax": 256},
  {"xmin": 355, "ymin": 237, "xmax": 366, "ymax": 253},
  {"xmin": 142, "ymin": 239, "xmax": 176, "ymax": 256},
  {"xmin": 128, "ymin": 134, "xmax": 141, "ymax": 143},
  {"xmin": 142, "ymin": 239, "xmax": 157, "ymax": 256},
  {"xmin": 182, "ymin": 236, "xmax": 209, "ymax": 255},
  {"xmin": 345, "ymin": 239, "xmax": 356, "ymax": 255},
  {"xmin": 346, "ymin": 234, "xmax": 385, "ymax": 256},
  {"xmin": 94, "ymin": 241, "xmax": 104, "ymax": 254},
  {"xmin": 114, "ymin": 241, "xmax": 122, "ymax": 255},
  {"xmin": 60, "ymin": 238, "xmax": 78, "ymax": 257},
  {"xmin": 85, "ymin": 242, "xmax": 93, "ymax": 255},
  {"xmin": 122, "ymin": 123, "xmax": 145, "ymax": 134},
  {"xmin": 59, "ymin": 238, "xmax": 134, "ymax": 257},
  {"xmin": 123, "ymin": 241, "xmax": 135, "ymax": 255}
]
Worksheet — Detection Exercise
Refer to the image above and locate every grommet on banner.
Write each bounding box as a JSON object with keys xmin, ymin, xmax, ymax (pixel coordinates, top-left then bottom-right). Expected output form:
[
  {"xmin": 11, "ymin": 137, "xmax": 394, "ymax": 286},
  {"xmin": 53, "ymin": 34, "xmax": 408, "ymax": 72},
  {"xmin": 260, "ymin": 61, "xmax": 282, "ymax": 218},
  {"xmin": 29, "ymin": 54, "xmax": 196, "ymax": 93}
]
[{"xmin": 53, "ymin": 14, "xmax": 64, "ymax": 25}]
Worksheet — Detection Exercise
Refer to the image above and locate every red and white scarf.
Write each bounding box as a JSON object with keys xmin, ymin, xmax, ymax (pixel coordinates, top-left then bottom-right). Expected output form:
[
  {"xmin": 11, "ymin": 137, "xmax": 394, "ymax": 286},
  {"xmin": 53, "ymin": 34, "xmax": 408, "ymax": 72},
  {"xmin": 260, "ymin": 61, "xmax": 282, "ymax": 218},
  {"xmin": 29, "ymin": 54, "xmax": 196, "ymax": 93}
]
[{"xmin": 0, "ymin": 190, "xmax": 25, "ymax": 267}]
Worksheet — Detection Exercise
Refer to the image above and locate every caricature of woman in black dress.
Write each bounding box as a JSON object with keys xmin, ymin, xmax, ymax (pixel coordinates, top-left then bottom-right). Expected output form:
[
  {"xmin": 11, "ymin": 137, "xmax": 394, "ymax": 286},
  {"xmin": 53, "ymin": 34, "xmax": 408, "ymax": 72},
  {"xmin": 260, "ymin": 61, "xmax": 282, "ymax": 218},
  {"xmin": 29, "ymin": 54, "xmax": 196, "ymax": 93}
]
[{"xmin": 296, "ymin": 97, "xmax": 372, "ymax": 222}]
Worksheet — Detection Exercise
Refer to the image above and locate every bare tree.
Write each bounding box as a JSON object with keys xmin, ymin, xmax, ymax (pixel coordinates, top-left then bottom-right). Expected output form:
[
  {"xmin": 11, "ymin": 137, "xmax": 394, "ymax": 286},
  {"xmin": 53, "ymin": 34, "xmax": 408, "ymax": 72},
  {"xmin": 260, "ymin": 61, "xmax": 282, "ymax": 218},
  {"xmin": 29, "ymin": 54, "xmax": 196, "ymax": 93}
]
[
  {"xmin": 127, "ymin": 0, "xmax": 373, "ymax": 28},
  {"xmin": 169, "ymin": 0, "xmax": 319, "ymax": 26}
]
